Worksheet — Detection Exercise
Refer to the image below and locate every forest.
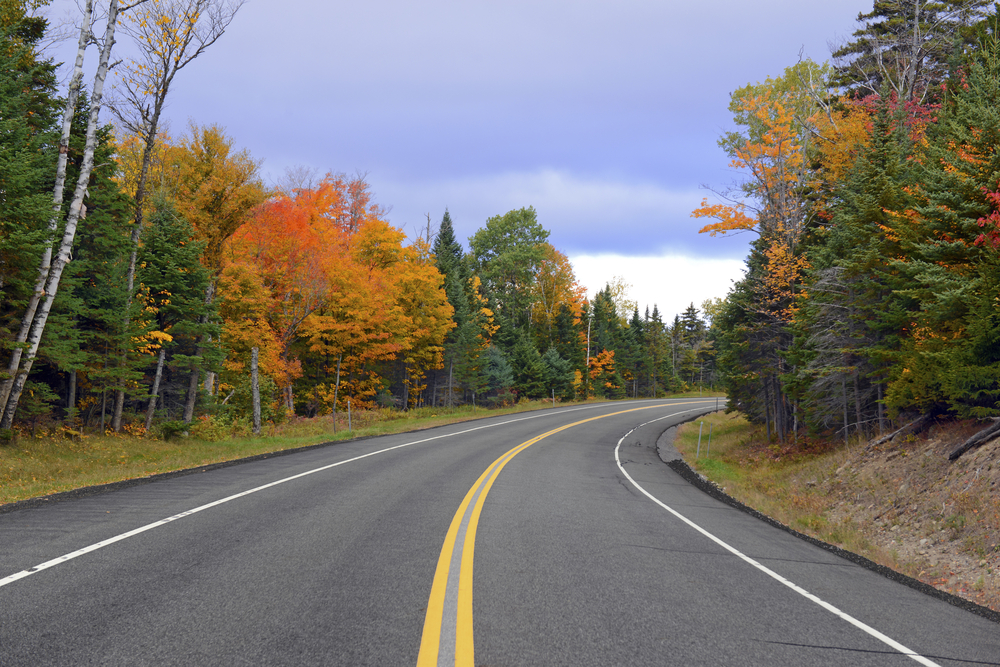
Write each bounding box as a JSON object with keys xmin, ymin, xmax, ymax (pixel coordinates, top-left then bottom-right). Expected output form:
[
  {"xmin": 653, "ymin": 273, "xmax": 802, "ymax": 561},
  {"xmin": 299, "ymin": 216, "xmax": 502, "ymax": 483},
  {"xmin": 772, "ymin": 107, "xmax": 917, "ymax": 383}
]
[
  {"xmin": 0, "ymin": 0, "xmax": 714, "ymax": 438},
  {"xmin": 694, "ymin": 1, "xmax": 1000, "ymax": 450}
]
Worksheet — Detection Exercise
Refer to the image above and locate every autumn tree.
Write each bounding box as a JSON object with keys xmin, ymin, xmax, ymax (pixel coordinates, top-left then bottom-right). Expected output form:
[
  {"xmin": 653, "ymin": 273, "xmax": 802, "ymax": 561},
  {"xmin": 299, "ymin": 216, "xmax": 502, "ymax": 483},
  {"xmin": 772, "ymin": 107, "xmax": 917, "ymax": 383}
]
[
  {"xmin": 159, "ymin": 123, "xmax": 265, "ymax": 424},
  {"xmin": 691, "ymin": 61, "xmax": 829, "ymax": 439},
  {"xmin": 529, "ymin": 243, "xmax": 585, "ymax": 350}
]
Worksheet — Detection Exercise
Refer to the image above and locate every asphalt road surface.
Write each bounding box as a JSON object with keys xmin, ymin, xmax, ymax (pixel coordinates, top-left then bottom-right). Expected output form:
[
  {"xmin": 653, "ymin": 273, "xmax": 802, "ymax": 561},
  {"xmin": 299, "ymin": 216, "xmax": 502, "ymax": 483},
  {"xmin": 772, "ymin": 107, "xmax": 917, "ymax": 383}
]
[{"xmin": 1, "ymin": 399, "xmax": 998, "ymax": 666}]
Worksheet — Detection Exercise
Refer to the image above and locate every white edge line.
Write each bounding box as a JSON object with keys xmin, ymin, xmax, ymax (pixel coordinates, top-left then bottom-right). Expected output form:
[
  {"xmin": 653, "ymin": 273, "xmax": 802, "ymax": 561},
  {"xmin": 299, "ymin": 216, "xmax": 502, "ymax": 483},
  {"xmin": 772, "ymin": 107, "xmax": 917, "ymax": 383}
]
[
  {"xmin": 0, "ymin": 400, "xmax": 713, "ymax": 589},
  {"xmin": 614, "ymin": 419, "xmax": 941, "ymax": 667}
]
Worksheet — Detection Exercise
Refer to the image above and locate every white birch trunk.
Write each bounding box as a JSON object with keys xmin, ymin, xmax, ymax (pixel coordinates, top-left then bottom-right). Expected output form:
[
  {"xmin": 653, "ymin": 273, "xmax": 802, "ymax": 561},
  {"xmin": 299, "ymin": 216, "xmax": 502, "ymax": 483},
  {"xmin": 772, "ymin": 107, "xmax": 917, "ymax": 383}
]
[{"xmin": 144, "ymin": 345, "xmax": 167, "ymax": 431}]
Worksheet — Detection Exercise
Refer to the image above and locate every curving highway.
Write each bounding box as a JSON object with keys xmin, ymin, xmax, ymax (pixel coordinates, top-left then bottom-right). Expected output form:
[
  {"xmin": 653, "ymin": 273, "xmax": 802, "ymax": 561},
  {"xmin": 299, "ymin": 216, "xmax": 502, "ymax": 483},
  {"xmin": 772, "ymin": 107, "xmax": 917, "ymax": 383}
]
[{"xmin": 1, "ymin": 399, "xmax": 997, "ymax": 666}]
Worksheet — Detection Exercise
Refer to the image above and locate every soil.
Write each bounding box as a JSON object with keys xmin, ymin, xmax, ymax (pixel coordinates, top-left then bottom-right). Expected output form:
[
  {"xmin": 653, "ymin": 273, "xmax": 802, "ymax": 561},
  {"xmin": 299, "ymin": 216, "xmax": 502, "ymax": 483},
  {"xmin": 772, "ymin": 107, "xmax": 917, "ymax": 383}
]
[{"xmin": 821, "ymin": 418, "xmax": 1000, "ymax": 613}]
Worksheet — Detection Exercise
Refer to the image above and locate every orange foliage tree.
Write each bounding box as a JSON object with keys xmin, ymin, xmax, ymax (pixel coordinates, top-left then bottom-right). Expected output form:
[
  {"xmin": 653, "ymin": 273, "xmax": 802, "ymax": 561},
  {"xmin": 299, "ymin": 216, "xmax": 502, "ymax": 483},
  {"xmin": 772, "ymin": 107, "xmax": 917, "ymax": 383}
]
[{"xmin": 222, "ymin": 174, "xmax": 453, "ymax": 414}]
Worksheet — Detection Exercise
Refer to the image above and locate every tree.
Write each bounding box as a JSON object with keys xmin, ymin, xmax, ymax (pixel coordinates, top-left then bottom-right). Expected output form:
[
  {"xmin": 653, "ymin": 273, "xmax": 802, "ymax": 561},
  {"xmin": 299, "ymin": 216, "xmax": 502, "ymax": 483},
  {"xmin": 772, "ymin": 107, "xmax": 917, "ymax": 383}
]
[
  {"xmin": 159, "ymin": 123, "xmax": 265, "ymax": 424},
  {"xmin": 691, "ymin": 61, "xmax": 829, "ymax": 441},
  {"xmin": 832, "ymin": 0, "xmax": 992, "ymax": 103},
  {"xmin": 888, "ymin": 28, "xmax": 1000, "ymax": 418},
  {"xmin": 227, "ymin": 176, "xmax": 349, "ymax": 406},
  {"xmin": 137, "ymin": 199, "xmax": 215, "ymax": 426},
  {"xmin": 433, "ymin": 209, "xmax": 474, "ymax": 406},
  {"xmin": 789, "ymin": 95, "xmax": 916, "ymax": 437},
  {"xmin": 468, "ymin": 207, "xmax": 550, "ymax": 346},
  {"xmin": 0, "ymin": 0, "xmax": 60, "ymax": 370},
  {"xmin": 40, "ymin": 93, "xmax": 137, "ymax": 429},
  {"xmin": 529, "ymin": 243, "xmax": 585, "ymax": 350}
]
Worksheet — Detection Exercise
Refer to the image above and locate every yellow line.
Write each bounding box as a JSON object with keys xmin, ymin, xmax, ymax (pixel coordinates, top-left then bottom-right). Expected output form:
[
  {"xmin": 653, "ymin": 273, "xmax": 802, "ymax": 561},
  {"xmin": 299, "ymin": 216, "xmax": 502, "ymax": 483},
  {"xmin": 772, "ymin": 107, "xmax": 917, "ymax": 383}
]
[{"xmin": 417, "ymin": 401, "xmax": 710, "ymax": 666}]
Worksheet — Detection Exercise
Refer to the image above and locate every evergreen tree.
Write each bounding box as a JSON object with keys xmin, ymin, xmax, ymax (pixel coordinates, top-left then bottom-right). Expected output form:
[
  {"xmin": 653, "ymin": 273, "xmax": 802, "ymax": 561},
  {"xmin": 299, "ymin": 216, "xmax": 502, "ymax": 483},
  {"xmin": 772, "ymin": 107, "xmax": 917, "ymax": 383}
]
[
  {"xmin": 38, "ymin": 93, "xmax": 136, "ymax": 426},
  {"xmin": 511, "ymin": 335, "xmax": 546, "ymax": 399},
  {"xmin": 889, "ymin": 30, "xmax": 1000, "ymax": 417},
  {"xmin": 481, "ymin": 345, "xmax": 514, "ymax": 404},
  {"xmin": 137, "ymin": 200, "xmax": 217, "ymax": 423},
  {"xmin": 541, "ymin": 347, "xmax": 573, "ymax": 399},
  {"xmin": 0, "ymin": 3, "xmax": 59, "ymax": 368}
]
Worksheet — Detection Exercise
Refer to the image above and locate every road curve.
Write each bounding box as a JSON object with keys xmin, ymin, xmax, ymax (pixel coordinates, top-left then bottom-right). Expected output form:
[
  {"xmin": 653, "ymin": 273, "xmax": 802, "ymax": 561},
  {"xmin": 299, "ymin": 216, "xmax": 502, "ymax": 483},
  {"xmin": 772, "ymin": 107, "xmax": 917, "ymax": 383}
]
[{"xmin": 0, "ymin": 399, "xmax": 997, "ymax": 666}]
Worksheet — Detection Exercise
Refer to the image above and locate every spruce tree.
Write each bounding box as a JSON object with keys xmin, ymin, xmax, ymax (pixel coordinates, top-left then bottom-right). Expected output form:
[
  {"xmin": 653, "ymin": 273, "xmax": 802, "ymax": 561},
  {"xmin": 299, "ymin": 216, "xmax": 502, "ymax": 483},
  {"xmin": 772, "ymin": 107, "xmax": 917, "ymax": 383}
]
[
  {"xmin": 892, "ymin": 29, "xmax": 1000, "ymax": 417},
  {"xmin": 0, "ymin": 4, "xmax": 59, "ymax": 367}
]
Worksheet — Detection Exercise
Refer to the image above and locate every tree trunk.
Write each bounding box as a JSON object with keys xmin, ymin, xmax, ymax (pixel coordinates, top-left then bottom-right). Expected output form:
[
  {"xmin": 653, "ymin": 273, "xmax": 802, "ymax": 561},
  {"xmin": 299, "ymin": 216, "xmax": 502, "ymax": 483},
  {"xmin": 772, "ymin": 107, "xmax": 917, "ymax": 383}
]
[
  {"xmin": 842, "ymin": 374, "xmax": 849, "ymax": 446},
  {"xmin": 402, "ymin": 366, "xmax": 409, "ymax": 410},
  {"xmin": 0, "ymin": 2, "xmax": 121, "ymax": 429},
  {"xmin": 763, "ymin": 378, "xmax": 772, "ymax": 442},
  {"xmin": 332, "ymin": 353, "xmax": 341, "ymax": 433},
  {"xmin": 949, "ymin": 419, "xmax": 1000, "ymax": 461},
  {"xmin": 112, "ymin": 115, "xmax": 165, "ymax": 432},
  {"xmin": 877, "ymin": 382, "xmax": 885, "ymax": 435},
  {"xmin": 144, "ymin": 346, "xmax": 166, "ymax": 431},
  {"xmin": 182, "ymin": 366, "xmax": 200, "ymax": 424},
  {"xmin": 447, "ymin": 360, "xmax": 454, "ymax": 408},
  {"xmin": 251, "ymin": 347, "xmax": 261, "ymax": 435},
  {"xmin": 181, "ymin": 283, "xmax": 216, "ymax": 424},
  {"xmin": 67, "ymin": 370, "xmax": 77, "ymax": 422}
]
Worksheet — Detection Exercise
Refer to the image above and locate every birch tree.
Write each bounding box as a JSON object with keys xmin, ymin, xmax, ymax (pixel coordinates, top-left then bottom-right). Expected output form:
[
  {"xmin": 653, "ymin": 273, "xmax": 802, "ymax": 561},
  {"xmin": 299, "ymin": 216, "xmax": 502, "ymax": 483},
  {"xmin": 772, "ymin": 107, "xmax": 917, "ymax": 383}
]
[{"xmin": 108, "ymin": 0, "xmax": 246, "ymax": 430}]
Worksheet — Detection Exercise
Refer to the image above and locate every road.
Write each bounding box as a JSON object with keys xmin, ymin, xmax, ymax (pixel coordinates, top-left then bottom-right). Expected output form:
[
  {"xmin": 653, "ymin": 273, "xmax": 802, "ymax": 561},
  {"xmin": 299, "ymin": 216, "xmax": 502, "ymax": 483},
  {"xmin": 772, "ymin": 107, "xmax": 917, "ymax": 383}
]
[{"xmin": 1, "ymin": 399, "xmax": 997, "ymax": 666}]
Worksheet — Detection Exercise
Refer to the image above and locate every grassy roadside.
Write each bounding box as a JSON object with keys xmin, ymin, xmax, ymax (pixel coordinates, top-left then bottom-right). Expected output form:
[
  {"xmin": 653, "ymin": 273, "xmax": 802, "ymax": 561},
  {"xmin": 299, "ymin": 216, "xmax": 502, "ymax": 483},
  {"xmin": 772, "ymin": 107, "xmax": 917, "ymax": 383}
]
[
  {"xmin": 673, "ymin": 411, "xmax": 880, "ymax": 555},
  {"xmin": 673, "ymin": 411, "xmax": 1000, "ymax": 613},
  {"xmin": 0, "ymin": 393, "xmax": 718, "ymax": 507}
]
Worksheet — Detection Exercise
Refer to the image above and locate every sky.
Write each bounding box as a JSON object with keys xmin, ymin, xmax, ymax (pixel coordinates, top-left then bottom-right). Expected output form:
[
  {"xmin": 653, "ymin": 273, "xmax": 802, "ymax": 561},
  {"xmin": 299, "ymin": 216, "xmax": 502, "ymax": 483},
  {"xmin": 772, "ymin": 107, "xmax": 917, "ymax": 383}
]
[{"xmin": 48, "ymin": 0, "xmax": 873, "ymax": 322}]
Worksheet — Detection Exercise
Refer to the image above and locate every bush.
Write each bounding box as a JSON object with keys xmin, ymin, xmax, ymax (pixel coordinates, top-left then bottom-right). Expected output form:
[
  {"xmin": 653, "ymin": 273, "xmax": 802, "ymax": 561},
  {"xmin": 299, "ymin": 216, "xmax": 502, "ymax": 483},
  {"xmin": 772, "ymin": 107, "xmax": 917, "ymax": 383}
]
[
  {"xmin": 189, "ymin": 414, "xmax": 233, "ymax": 442},
  {"xmin": 157, "ymin": 420, "xmax": 188, "ymax": 441}
]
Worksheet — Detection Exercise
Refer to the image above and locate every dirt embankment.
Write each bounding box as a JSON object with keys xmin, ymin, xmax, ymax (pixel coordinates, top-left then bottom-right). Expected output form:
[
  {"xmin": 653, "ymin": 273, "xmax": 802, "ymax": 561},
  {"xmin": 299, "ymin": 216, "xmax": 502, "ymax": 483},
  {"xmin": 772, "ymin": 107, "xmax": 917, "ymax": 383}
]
[{"xmin": 823, "ymin": 419, "xmax": 1000, "ymax": 612}]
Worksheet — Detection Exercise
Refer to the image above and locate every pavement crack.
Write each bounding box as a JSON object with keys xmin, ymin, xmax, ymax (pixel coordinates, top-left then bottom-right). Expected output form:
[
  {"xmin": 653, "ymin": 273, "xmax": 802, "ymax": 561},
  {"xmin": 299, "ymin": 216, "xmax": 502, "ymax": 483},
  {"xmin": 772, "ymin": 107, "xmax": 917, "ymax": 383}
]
[{"xmin": 761, "ymin": 640, "xmax": 997, "ymax": 666}]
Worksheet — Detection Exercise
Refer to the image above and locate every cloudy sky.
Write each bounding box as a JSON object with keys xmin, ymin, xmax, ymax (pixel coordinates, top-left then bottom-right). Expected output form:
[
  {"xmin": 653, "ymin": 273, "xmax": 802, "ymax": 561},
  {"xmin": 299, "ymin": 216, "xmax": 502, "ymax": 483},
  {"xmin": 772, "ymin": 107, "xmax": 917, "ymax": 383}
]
[{"xmin": 51, "ymin": 0, "xmax": 872, "ymax": 321}]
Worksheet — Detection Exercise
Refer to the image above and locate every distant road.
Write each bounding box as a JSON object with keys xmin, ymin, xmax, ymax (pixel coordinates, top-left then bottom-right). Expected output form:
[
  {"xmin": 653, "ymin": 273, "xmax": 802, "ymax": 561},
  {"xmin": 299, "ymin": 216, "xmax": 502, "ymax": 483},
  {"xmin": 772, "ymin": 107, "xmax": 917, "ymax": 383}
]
[{"xmin": 1, "ymin": 399, "xmax": 997, "ymax": 666}]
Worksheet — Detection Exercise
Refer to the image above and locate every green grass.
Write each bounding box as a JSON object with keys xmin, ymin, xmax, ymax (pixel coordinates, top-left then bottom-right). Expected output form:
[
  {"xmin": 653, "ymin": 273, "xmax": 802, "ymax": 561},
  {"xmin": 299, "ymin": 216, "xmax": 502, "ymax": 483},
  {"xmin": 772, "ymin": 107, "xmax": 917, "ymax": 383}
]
[{"xmin": 1, "ymin": 392, "xmax": 723, "ymax": 506}]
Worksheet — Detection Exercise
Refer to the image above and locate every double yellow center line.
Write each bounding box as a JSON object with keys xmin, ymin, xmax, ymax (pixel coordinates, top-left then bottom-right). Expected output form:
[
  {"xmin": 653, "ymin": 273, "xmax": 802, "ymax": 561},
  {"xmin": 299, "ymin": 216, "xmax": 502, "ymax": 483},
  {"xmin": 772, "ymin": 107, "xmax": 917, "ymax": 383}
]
[{"xmin": 416, "ymin": 403, "xmax": 697, "ymax": 666}]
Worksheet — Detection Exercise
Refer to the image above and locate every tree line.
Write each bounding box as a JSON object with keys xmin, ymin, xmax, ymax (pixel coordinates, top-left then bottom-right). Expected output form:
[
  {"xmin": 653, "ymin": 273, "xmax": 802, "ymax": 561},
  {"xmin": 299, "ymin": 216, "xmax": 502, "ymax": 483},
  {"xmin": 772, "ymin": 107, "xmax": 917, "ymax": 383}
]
[
  {"xmin": 0, "ymin": 0, "xmax": 715, "ymax": 437},
  {"xmin": 696, "ymin": 0, "xmax": 1000, "ymax": 446}
]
